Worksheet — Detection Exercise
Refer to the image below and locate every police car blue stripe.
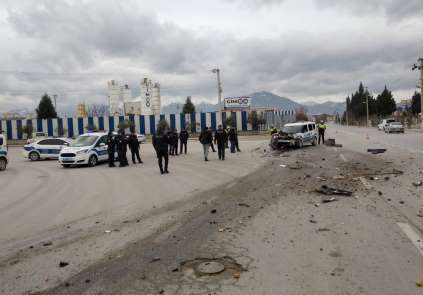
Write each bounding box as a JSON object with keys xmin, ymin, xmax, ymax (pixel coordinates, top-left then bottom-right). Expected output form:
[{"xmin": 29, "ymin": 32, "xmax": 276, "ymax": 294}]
[
  {"xmin": 24, "ymin": 146, "xmax": 35, "ymax": 151},
  {"xmin": 241, "ymin": 111, "xmax": 248, "ymax": 131},
  {"xmin": 0, "ymin": 150, "xmax": 7, "ymax": 156},
  {"xmin": 37, "ymin": 149, "xmax": 61, "ymax": 155}
]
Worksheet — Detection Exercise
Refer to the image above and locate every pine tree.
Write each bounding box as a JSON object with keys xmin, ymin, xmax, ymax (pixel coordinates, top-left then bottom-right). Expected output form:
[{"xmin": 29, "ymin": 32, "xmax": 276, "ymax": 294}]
[
  {"xmin": 375, "ymin": 86, "xmax": 396, "ymax": 117},
  {"xmin": 36, "ymin": 93, "xmax": 57, "ymax": 119},
  {"xmin": 411, "ymin": 91, "xmax": 421, "ymax": 114},
  {"xmin": 349, "ymin": 83, "xmax": 376, "ymax": 119},
  {"xmin": 182, "ymin": 96, "xmax": 196, "ymax": 114}
]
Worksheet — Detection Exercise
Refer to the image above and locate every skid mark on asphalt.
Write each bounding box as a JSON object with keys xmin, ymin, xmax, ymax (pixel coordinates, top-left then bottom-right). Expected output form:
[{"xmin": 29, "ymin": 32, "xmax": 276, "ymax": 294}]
[{"xmin": 397, "ymin": 223, "xmax": 423, "ymax": 256}]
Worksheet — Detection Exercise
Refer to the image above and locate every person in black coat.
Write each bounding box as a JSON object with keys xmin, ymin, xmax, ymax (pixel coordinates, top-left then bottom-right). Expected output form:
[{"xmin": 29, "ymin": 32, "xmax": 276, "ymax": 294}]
[
  {"xmin": 214, "ymin": 125, "xmax": 228, "ymax": 160},
  {"xmin": 107, "ymin": 131, "xmax": 116, "ymax": 167},
  {"xmin": 179, "ymin": 128, "xmax": 189, "ymax": 154},
  {"xmin": 152, "ymin": 127, "xmax": 170, "ymax": 174},
  {"xmin": 172, "ymin": 128, "xmax": 179, "ymax": 156},
  {"xmin": 117, "ymin": 130, "xmax": 129, "ymax": 167},
  {"xmin": 228, "ymin": 127, "xmax": 237, "ymax": 153},
  {"xmin": 199, "ymin": 127, "xmax": 213, "ymax": 161},
  {"xmin": 128, "ymin": 132, "xmax": 143, "ymax": 164}
]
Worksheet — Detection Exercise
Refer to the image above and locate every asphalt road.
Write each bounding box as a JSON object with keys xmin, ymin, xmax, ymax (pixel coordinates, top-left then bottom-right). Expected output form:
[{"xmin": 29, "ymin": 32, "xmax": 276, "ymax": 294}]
[
  {"xmin": 2, "ymin": 127, "xmax": 423, "ymax": 295},
  {"xmin": 0, "ymin": 137, "xmax": 268, "ymax": 294}
]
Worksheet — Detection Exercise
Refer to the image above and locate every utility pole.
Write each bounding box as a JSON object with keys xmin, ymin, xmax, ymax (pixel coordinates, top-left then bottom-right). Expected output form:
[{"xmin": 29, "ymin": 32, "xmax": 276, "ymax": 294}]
[
  {"xmin": 211, "ymin": 68, "xmax": 223, "ymax": 110},
  {"xmin": 365, "ymin": 87, "xmax": 369, "ymax": 128},
  {"xmin": 53, "ymin": 94, "xmax": 58, "ymax": 110},
  {"xmin": 412, "ymin": 58, "xmax": 423, "ymax": 128}
]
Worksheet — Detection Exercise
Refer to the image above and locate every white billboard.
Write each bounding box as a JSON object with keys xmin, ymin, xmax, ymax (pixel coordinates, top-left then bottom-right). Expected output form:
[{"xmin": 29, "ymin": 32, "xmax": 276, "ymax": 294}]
[{"xmin": 224, "ymin": 96, "xmax": 251, "ymax": 109}]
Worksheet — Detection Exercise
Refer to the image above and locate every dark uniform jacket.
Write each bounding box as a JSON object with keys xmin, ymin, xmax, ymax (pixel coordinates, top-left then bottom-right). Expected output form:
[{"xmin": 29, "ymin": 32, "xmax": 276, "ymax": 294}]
[
  {"xmin": 152, "ymin": 133, "xmax": 170, "ymax": 154},
  {"xmin": 128, "ymin": 134, "xmax": 140, "ymax": 151},
  {"xmin": 214, "ymin": 128, "xmax": 228, "ymax": 145},
  {"xmin": 199, "ymin": 130, "xmax": 213, "ymax": 144},
  {"xmin": 228, "ymin": 129, "xmax": 237, "ymax": 141},
  {"xmin": 179, "ymin": 130, "xmax": 189, "ymax": 142}
]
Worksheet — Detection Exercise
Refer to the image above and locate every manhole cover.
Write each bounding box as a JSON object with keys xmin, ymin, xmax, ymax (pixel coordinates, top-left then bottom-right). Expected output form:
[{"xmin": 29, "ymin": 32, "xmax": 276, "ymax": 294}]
[{"xmin": 196, "ymin": 261, "xmax": 225, "ymax": 275}]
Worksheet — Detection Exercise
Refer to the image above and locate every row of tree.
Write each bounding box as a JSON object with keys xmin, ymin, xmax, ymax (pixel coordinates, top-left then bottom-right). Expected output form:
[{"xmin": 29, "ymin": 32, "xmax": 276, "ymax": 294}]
[{"xmin": 345, "ymin": 83, "xmax": 422, "ymax": 121}]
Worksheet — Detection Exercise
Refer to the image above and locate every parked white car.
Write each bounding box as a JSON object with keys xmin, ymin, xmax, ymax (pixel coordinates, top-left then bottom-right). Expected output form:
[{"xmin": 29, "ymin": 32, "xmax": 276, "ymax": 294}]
[
  {"xmin": 23, "ymin": 138, "xmax": 72, "ymax": 161},
  {"xmin": 377, "ymin": 119, "xmax": 395, "ymax": 131},
  {"xmin": 385, "ymin": 122, "xmax": 404, "ymax": 133},
  {"xmin": 0, "ymin": 134, "xmax": 8, "ymax": 171},
  {"xmin": 59, "ymin": 132, "xmax": 110, "ymax": 167},
  {"xmin": 27, "ymin": 132, "xmax": 47, "ymax": 144}
]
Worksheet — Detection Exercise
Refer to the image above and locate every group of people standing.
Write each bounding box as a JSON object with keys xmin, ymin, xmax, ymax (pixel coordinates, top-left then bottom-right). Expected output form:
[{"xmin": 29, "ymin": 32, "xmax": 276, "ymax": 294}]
[
  {"xmin": 199, "ymin": 126, "xmax": 240, "ymax": 161},
  {"xmin": 107, "ymin": 130, "xmax": 143, "ymax": 168},
  {"xmin": 107, "ymin": 125, "xmax": 240, "ymax": 175}
]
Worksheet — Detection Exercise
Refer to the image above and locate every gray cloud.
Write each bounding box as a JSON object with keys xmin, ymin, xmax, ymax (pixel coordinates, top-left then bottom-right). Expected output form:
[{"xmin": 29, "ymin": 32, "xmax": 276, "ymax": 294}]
[
  {"xmin": 316, "ymin": 0, "xmax": 423, "ymax": 19},
  {"xmin": 0, "ymin": 0, "xmax": 422, "ymax": 114}
]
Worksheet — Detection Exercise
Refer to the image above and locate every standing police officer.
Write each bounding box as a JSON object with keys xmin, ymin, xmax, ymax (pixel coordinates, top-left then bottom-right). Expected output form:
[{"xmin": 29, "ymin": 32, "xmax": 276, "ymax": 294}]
[
  {"xmin": 117, "ymin": 130, "xmax": 129, "ymax": 167},
  {"xmin": 199, "ymin": 127, "xmax": 213, "ymax": 161},
  {"xmin": 129, "ymin": 132, "xmax": 143, "ymax": 164},
  {"xmin": 152, "ymin": 127, "xmax": 170, "ymax": 174},
  {"xmin": 318, "ymin": 121, "xmax": 327, "ymax": 144},
  {"xmin": 214, "ymin": 125, "xmax": 227, "ymax": 161},
  {"xmin": 179, "ymin": 127, "xmax": 189, "ymax": 154},
  {"xmin": 107, "ymin": 131, "xmax": 116, "ymax": 167}
]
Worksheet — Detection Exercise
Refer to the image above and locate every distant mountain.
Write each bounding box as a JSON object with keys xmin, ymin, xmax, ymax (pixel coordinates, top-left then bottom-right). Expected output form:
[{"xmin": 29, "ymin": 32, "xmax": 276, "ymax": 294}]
[
  {"xmin": 146, "ymin": 92, "xmax": 346, "ymax": 115},
  {"xmin": 304, "ymin": 101, "xmax": 345, "ymax": 115},
  {"xmin": 249, "ymin": 91, "xmax": 302, "ymax": 109}
]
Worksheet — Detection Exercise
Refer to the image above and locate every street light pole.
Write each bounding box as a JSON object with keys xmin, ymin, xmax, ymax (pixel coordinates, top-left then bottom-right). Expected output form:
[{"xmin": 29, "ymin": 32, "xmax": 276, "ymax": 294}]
[
  {"xmin": 211, "ymin": 68, "xmax": 222, "ymax": 111},
  {"xmin": 53, "ymin": 94, "xmax": 58, "ymax": 110},
  {"xmin": 365, "ymin": 87, "xmax": 369, "ymax": 128},
  {"xmin": 412, "ymin": 58, "xmax": 423, "ymax": 128}
]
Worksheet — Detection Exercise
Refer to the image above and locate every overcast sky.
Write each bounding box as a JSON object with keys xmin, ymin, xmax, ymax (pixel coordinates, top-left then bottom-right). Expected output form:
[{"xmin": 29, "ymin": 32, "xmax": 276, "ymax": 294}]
[{"xmin": 0, "ymin": 0, "xmax": 422, "ymax": 113}]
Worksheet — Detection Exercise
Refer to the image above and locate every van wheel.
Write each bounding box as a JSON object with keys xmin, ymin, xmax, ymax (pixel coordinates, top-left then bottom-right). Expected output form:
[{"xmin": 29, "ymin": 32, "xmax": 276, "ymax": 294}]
[
  {"xmin": 312, "ymin": 137, "xmax": 317, "ymax": 146},
  {"xmin": 29, "ymin": 151, "xmax": 40, "ymax": 161},
  {"xmin": 0, "ymin": 158, "xmax": 6, "ymax": 171},
  {"xmin": 88, "ymin": 155, "xmax": 98, "ymax": 167}
]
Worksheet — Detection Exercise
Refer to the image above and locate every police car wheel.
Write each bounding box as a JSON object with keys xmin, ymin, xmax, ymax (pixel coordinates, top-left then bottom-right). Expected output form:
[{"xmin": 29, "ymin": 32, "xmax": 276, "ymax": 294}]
[
  {"xmin": 29, "ymin": 151, "xmax": 40, "ymax": 161},
  {"xmin": 0, "ymin": 158, "xmax": 6, "ymax": 171},
  {"xmin": 88, "ymin": 155, "xmax": 98, "ymax": 167}
]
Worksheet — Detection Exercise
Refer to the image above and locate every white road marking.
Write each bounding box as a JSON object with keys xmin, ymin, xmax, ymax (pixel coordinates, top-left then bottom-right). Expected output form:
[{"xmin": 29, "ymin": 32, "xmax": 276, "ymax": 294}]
[
  {"xmin": 340, "ymin": 154, "xmax": 348, "ymax": 162},
  {"xmin": 397, "ymin": 222, "xmax": 423, "ymax": 256}
]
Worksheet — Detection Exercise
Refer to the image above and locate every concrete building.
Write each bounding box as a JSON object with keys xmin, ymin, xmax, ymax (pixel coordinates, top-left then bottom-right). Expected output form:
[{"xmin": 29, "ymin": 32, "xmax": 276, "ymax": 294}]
[
  {"xmin": 110, "ymin": 78, "xmax": 161, "ymax": 116},
  {"xmin": 107, "ymin": 80, "xmax": 131, "ymax": 116}
]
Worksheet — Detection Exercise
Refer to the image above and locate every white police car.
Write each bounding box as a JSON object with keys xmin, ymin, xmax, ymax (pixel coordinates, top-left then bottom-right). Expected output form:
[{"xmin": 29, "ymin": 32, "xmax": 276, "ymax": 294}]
[
  {"xmin": 59, "ymin": 132, "xmax": 110, "ymax": 167},
  {"xmin": 0, "ymin": 134, "xmax": 8, "ymax": 171},
  {"xmin": 23, "ymin": 137, "xmax": 72, "ymax": 161}
]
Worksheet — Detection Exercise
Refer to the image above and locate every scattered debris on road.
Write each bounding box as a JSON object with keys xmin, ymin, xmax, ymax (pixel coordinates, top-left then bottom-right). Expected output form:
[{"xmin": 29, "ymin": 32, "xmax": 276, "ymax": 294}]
[
  {"xmin": 417, "ymin": 209, "xmax": 423, "ymax": 217},
  {"xmin": 211, "ymin": 209, "xmax": 217, "ymax": 214},
  {"xmin": 42, "ymin": 242, "xmax": 53, "ymax": 247},
  {"xmin": 59, "ymin": 261, "xmax": 69, "ymax": 268},
  {"xmin": 316, "ymin": 185, "xmax": 353, "ymax": 197},
  {"xmin": 416, "ymin": 279, "xmax": 423, "ymax": 287},
  {"xmin": 322, "ymin": 196, "xmax": 337, "ymax": 203},
  {"xmin": 180, "ymin": 256, "xmax": 245, "ymax": 279},
  {"xmin": 367, "ymin": 148, "xmax": 387, "ymax": 154},
  {"xmin": 238, "ymin": 203, "xmax": 250, "ymax": 208},
  {"xmin": 412, "ymin": 181, "xmax": 423, "ymax": 187}
]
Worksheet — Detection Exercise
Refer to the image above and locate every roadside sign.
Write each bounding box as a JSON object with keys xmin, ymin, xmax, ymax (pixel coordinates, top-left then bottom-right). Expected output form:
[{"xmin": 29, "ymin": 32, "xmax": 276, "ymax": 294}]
[{"xmin": 224, "ymin": 97, "xmax": 251, "ymax": 109}]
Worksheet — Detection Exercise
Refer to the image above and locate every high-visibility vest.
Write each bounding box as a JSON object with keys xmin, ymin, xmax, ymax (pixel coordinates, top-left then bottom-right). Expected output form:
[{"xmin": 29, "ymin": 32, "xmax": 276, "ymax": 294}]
[{"xmin": 318, "ymin": 124, "xmax": 326, "ymax": 130}]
